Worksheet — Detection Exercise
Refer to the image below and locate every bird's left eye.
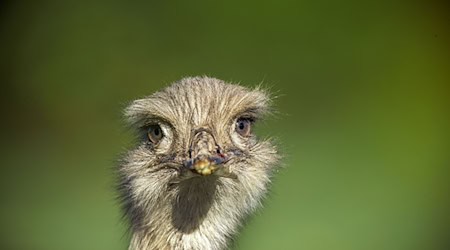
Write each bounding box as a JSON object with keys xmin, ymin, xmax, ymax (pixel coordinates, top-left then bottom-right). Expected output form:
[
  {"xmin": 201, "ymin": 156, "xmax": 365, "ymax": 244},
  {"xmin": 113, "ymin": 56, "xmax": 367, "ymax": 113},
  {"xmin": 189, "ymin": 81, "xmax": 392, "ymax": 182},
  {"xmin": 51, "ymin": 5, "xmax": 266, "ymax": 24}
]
[
  {"xmin": 147, "ymin": 125, "xmax": 163, "ymax": 144},
  {"xmin": 235, "ymin": 118, "xmax": 252, "ymax": 137}
]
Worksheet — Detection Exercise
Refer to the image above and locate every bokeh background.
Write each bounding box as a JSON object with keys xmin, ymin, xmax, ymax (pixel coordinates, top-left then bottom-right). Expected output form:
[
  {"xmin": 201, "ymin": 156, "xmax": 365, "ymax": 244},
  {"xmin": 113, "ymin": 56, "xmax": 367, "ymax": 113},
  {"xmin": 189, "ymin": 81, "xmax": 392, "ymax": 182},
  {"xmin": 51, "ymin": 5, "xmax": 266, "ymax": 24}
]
[{"xmin": 1, "ymin": 1, "xmax": 449, "ymax": 249}]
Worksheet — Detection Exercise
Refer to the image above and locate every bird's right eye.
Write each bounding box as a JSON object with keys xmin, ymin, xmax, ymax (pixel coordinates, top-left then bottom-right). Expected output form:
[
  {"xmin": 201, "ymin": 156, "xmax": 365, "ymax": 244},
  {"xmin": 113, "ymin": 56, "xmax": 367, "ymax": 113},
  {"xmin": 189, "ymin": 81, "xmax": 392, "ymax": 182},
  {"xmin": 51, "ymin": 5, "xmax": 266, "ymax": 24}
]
[{"xmin": 147, "ymin": 125, "xmax": 163, "ymax": 144}]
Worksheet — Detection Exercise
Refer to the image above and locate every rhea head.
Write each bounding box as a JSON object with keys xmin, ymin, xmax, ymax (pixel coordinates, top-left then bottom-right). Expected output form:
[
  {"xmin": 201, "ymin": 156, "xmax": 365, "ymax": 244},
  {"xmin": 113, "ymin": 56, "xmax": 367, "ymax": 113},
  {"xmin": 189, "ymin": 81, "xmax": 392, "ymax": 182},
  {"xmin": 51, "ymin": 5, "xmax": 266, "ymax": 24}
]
[{"xmin": 118, "ymin": 76, "xmax": 280, "ymax": 250}]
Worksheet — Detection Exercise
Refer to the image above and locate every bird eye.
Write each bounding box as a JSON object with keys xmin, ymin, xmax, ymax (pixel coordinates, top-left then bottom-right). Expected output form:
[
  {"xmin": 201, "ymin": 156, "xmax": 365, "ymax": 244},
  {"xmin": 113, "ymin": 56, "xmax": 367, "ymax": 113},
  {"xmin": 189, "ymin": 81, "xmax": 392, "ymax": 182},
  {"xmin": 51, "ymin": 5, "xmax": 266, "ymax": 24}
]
[
  {"xmin": 147, "ymin": 125, "xmax": 163, "ymax": 144},
  {"xmin": 235, "ymin": 118, "xmax": 252, "ymax": 136}
]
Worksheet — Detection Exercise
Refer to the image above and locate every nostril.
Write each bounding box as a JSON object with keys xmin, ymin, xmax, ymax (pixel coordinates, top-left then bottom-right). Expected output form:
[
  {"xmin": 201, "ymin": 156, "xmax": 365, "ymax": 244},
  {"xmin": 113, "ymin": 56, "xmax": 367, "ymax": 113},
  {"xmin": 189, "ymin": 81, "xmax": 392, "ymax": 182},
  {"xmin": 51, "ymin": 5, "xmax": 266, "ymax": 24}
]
[{"xmin": 216, "ymin": 148, "xmax": 226, "ymax": 158}]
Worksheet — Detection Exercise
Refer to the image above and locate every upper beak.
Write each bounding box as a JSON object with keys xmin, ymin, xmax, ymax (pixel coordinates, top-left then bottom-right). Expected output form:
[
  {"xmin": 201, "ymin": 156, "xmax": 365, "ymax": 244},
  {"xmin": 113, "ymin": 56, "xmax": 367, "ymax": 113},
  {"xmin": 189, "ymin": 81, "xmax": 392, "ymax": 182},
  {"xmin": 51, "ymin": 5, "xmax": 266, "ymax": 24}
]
[{"xmin": 181, "ymin": 128, "xmax": 236, "ymax": 178}]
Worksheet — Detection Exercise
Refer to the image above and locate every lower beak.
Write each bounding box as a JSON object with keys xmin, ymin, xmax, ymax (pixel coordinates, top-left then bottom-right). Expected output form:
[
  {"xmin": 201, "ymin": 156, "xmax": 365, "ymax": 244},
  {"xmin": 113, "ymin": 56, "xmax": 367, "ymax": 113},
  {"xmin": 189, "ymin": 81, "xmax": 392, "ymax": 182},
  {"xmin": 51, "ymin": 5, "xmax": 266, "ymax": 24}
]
[
  {"xmin": 172, "ymin": 152, "xmax": 237, "ymax": 184},
  {"xmin": 186, "ymin": 156, "xmax": 237, "ymax": 179}
]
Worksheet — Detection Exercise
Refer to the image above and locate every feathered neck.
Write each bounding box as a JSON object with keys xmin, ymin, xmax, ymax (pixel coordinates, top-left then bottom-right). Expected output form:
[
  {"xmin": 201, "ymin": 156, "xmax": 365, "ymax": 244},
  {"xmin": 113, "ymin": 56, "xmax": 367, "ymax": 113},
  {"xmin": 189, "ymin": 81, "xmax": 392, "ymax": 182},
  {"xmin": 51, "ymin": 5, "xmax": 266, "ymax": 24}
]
[{"xmin": 128, "ymin": 174, "xmax": 268, "ymax": 250}]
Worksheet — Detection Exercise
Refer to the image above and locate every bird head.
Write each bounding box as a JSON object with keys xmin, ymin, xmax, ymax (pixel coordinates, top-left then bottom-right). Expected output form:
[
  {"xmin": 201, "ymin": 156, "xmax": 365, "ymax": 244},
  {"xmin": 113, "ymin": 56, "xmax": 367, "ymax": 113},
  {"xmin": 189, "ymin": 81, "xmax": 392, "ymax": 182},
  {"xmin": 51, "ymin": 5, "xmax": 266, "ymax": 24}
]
[
  {"xmin": 119, "ymin": 77, "xmax": 279, "ymax": 244},
  {"xmin": 123, "ymin": 76, "xmax": 277, "ymax": 180}
]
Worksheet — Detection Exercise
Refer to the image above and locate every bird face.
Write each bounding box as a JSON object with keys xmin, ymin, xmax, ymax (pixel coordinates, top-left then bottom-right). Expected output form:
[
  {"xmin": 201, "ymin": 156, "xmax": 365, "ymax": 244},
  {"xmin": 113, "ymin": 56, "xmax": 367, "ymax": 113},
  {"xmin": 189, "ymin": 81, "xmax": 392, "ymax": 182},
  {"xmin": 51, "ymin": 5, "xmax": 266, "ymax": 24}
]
[
  {"xmin": 123, "ymin": 77, "xmax": 276, "ymax": 183},
  {"xmin": 119, "ymin": 77, "xmax": 279, "ymax": 237}
]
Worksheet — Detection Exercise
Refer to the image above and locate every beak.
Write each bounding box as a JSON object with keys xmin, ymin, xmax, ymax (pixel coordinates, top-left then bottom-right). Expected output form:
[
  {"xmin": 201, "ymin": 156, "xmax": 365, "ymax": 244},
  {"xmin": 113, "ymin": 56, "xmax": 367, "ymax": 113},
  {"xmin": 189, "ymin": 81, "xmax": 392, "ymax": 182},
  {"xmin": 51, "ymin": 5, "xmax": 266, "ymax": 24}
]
[
  {"xmin": 181, "ymin": 128, "xmax": 237, "ymax": 179},
  {"xmin": 182, "ymin": 156, "xmax": 236, "ymax": 179},
  {"xmin": 191, "ymin": 154, "xmax": 232, "ymax": 176}
]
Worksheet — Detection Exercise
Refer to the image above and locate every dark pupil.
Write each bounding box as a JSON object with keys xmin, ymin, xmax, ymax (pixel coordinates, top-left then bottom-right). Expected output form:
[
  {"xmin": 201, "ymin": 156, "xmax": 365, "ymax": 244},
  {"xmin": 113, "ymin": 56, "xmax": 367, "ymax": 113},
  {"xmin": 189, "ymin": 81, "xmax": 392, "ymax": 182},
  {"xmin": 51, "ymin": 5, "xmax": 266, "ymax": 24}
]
[
  {"xmin": 153, "ymin": 127, "xmax": 160, "ymax": 136},
  {"xmin": 239, "ymin": 121, "xmax": 245, "ymax": 130}
]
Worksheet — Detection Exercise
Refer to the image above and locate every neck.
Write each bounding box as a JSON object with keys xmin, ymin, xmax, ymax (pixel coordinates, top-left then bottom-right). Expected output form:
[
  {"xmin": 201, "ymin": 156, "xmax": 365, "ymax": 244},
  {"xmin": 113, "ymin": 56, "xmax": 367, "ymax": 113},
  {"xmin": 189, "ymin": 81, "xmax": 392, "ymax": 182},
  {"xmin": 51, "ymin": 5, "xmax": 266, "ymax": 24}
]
[{"xmin": 128, "ymin": 175, "xmax": 267, "ymax": 250}]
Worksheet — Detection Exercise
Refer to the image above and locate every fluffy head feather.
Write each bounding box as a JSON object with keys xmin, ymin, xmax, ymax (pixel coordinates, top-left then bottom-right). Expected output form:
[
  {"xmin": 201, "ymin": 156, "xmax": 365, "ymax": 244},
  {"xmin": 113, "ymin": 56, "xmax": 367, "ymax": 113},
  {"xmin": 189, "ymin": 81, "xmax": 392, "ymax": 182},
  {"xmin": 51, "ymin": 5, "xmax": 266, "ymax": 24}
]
[{"xmin": 118, "ymin": 76, "xmax": 280, "ymax": 250}]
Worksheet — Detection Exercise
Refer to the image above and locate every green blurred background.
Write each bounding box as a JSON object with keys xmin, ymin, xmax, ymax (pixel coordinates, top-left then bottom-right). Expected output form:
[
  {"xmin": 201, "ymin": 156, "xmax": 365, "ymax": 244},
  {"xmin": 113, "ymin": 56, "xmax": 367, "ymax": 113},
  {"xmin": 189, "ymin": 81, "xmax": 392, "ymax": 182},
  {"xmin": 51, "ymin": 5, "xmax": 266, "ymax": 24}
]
[{"xmin": 1, "ymin": 1, "xmax": 449, "ymax": 249}]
